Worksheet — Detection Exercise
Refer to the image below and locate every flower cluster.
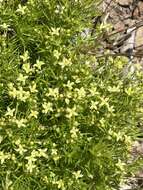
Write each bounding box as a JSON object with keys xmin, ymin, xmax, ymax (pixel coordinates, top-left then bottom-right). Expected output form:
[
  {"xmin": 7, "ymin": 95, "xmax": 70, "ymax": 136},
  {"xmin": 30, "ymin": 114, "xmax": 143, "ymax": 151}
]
[{"xmin": 0, "ymin": 0, "xmax": 142, "ymax": 190}]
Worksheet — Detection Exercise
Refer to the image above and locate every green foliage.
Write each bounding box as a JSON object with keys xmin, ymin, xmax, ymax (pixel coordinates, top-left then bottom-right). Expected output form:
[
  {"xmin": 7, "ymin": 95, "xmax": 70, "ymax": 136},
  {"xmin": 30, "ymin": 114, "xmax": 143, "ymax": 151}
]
[{"xmin": 0, "ymin": 0, "xmax": 143, "ymax": 189}]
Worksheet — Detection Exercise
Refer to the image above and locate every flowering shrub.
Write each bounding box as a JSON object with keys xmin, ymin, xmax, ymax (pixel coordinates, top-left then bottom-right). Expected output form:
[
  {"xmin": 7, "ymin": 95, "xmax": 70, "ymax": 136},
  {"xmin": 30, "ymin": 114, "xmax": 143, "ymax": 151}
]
[{"xmin": 0, "ymin": 0, "xmax": 143, "ymax": 189}]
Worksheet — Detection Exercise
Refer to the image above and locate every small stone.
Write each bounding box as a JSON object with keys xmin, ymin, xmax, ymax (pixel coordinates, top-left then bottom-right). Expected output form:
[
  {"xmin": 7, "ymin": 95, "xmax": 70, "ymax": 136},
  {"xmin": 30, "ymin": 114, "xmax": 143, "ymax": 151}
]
[
  {"xmin": 135, "ymin": 26, "xmax": 143, "ymax": 49},
  {"xmin": 116, "ymin": 0, "xmax": 133, "ymax": 6},
  {"xmin": 133, "ymin": 2, "xmax": 143, "ymax": 18}
]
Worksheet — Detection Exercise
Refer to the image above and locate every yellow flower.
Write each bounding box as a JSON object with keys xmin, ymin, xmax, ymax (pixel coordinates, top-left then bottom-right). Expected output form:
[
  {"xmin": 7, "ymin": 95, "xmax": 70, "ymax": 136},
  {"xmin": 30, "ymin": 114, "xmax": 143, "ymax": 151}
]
[
  {"xmin": 16, "ymin": 4, "xmax": 27, "ymax": 15},
  {"xmin": 0, "ymin": 23, "xmax": 9, "ymax": 30},
  {"xmin": 124, "ymin": 135, "xmax": 132, "ymax": 149},
  {"xmin": 51, "ymin": 148, "xmax": 58, "ymax": 156},
  {"xmin": 64, "ymin": 80, "xmax": 74, "ymax": 90},
  {"xmin": 108, "ymin": 129, "xmax": 123, "ymax": 141},
  {"xmin": 25, "ymin": 155, "xmax": 36, "ymax": 163},
  {"xmin": 72, "ymin": 75, "xmax": 81, "ymax": 84},
  {"xmin": 51, "ymin": 148, "xmax": 60, "ymax": 161},
  {"xmin": 58, "ymin": 57, "xmax": 72, "ymax": 68},
  {"xmin": 31, "ymin": 150, "xmax": 39, "ymax": 157},
  {"xmin": 107, "ymin": 105, "xmax": 115, "ymax": 113},
  {"xmin": 72, "ymin": 170, "xmax": 83, "ymax": 180},
  {"xmin": 56, "ymin": 179, "xmax": 65, "ymax": 189},
  {"xmin": 116, "ymin": 160, "xmax": 125, "ymax": 171},
  {"xmin": 38, "ymin": 148, "xmax": 48, "ymax": 158},
  {"xmin": 125, "ymin": 87, "xmax": 134, "ymax": 96},
  {"xmin": 70, "ymin": 127, "xmax": 79, "ymax": 139},
  {"xmin": 29, "ymin": 110, "xmax": 38, "ymax": 118},
  {"xmin": 99, "ymin": 97, "xmax": 109, "ymax": 107},
  {"xmin": 14, "ymin": 139, "xmax": 21, "ymax": 145},
  {"xmin": 25, "ymin": 152, "xmax": 37, "ymax": 173},
  {"xmin": 53, "ymin": 50, "xmax": 61, "ymax": 59},
  {"xmin": 25, "ymin": 160, "xmax": 36, "ymax": 173},
  {"xmin": 34, "ymin": 60, "xmax": 45, "ymax": 70},
  {"xmin": 20, "ymin": 51, "xmax": 29, "ymax": 62},
  {"xmin": 8, "ymin": 86, "xmax": 17, "ymax": 98},
  {"xmin": 17, "ymin": 73, "xmax": 28, "ymax": 85},
  {"xmin": 43, "ymin": 176, "xmax": 49, "ymax": 184},
  {"xmin": 55, "ymin": 5, "xmax": 65, "ymax": 14},
  {"xmin": 66, "ymin": 106, "xmax": 78, "ymax": 119},
  {"xmin": 99, "ymin": 118, "xmax": 105, "ymax": 127},
  {"xmin": 53, "ymin": 155, "xmax": 60, "ymax": 161},
  {"xmin": 90, "ymin": 101, "xmax": 98, "ymax": 110},
  {"xmin": 22, "ymin": 63, "xmax": 31, "ymax": 73},
  {"xmin": 108, "ymin": 85, "xmax": 120, "ymax": 93},
  {"xmin": 42, "ymin": 102, "xmax": 53, "ymax": 114},
  {"xmin": 15, "ymin": 144, "xmax": 27, "ymax": 155},
  {"xmin": 89, "ymin": 86, "xmax": 99, "ymax": 96},
  {"xmin": 11, "ymin": 153, "xmax": 16, "ymax": 161},
  {"xmin": 17, "ymin": 87, "xmax": 30, "ymax": 102},
  {"xmin": 76, "ymin": 87, "xmax": 86, "ymax": 99},
  {"xmin": 46, "ymin": 88, "xmax": 59, "ymax": 99},
  {"xmin": 5, "ymin": 107, "xmax": 15, "ymax": 117},
  {"xmin": 0, "ymin": 151, "xmax": 10, "ymax": 164},
  {"xmin": 50, "ymin": 27, "xmax": 60, "ymax": 36},
  {"xmin": 15, "ymin": 118, "xmax": 27, "ymax": 128},
  {"xmin": 29, "ymin": 82, "xmax": 38, "ymax": 93}
]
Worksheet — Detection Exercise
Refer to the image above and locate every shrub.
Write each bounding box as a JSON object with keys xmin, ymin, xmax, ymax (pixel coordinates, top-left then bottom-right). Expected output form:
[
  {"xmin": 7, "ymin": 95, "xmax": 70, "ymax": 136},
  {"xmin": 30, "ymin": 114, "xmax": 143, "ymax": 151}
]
[{"xmin": 0, "ymin": 0, "xmax": 143, "ymax": 189}]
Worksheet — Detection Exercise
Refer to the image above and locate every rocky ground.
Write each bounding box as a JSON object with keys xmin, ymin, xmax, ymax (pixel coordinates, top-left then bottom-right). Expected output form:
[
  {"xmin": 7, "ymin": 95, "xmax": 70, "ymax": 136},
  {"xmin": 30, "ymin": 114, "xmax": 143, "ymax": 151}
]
[{"xmin": 101, "ymin": 0, "xmax": 143, "ymax": 62}]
